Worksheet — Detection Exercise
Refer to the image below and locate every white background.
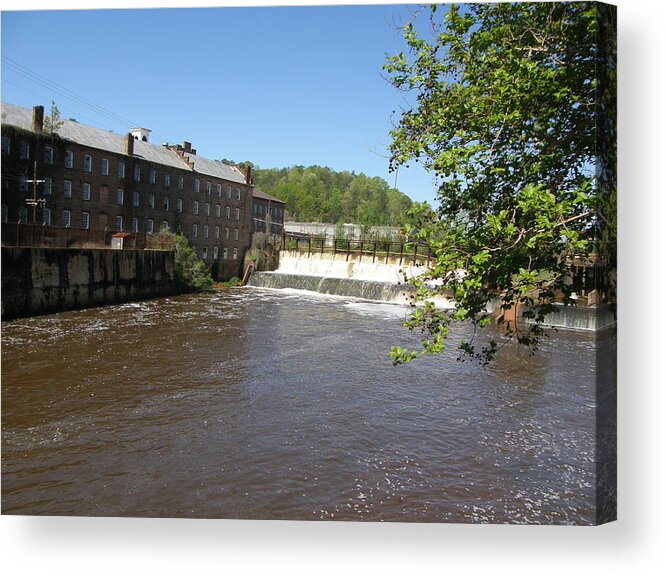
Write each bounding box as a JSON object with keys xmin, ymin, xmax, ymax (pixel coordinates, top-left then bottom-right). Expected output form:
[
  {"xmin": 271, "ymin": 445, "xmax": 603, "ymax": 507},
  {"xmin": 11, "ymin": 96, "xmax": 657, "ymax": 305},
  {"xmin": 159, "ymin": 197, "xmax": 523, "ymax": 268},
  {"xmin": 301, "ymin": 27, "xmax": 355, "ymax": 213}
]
[{"xmin": 1, "ymin": 1, "xmax": 664, "ymax": 573}]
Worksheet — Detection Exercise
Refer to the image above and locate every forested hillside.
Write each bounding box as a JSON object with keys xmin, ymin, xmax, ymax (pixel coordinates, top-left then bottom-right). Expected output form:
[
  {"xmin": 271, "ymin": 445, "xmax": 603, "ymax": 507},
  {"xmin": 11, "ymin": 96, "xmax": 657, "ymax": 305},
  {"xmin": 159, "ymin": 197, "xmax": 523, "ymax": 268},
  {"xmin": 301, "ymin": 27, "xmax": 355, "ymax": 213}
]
[{"xmin": 222, "ymin": 162, "xmax": 413, "ymax": 225}]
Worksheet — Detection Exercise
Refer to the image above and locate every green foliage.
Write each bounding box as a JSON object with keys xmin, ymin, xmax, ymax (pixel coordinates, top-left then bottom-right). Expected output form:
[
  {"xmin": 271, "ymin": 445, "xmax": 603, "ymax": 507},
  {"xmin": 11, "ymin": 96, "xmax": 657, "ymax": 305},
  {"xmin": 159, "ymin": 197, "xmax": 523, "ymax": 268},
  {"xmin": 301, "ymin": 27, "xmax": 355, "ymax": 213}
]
[
  {"xmin": 249, "ymin": 164, "xmax": 413, "ymax": 225},
  {"xmin": 384, "ymin": 2, "xmax": 616, "ymax": 364},
  {"xmin": 154, "ymin": 229, "xmax": 213, "ymax": 292},
  {"xmin": 43, "ymin": 100, "xmax": 64, "ymax": 135}
]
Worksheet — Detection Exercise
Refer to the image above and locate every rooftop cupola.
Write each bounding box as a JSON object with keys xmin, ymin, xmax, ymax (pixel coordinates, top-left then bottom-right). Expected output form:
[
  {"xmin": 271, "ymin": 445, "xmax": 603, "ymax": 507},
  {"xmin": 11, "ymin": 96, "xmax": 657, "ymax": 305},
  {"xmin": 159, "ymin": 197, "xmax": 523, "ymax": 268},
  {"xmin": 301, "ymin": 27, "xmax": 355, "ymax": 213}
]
[{"xmin": 129, "ymin": 127, "xmax": 151, "ymax": 142}]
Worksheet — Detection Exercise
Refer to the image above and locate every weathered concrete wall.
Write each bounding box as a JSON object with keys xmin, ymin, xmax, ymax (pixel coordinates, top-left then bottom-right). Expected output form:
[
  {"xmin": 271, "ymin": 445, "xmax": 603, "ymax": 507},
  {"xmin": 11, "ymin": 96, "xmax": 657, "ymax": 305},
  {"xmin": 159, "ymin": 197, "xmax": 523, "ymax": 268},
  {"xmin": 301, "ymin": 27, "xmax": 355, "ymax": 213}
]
[{"xmin": 2, "ymin": 247, "xmax": 176, "ymax": 320}]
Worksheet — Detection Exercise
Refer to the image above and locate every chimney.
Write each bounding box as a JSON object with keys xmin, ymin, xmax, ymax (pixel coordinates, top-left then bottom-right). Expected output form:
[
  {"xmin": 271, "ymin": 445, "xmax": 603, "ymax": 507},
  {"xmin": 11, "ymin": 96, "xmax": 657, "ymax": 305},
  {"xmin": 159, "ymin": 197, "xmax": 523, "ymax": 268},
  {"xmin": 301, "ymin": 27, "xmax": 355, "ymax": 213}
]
[
  {"xmin": 32, "ymin": 105, "xmax": 44, "ymax": 132},
  {"xmin": 183, "ymin": 141, "xmax": 192, "ymax": 153},
  {"xmin": 240, "ymin": 164, "xmax": 253, "ymax": 185},
  {"xmin": 125, "ymin": 133, "xmax": 134, "ymax": 156}
]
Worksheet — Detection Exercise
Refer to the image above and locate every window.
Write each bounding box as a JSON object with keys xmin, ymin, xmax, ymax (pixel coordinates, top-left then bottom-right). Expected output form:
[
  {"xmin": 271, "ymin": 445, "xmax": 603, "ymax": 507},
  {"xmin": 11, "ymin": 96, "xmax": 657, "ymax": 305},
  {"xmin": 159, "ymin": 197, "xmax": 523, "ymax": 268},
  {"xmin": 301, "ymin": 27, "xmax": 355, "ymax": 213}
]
[
  {"xmin": 42, "ymin": 208, "xmax": 51, "ymax": 226},
  {"xmin": 234, "ymin": 228, "xmax": 239, "ymax": 241},
  {"xmin": 19, "ymin": 141, "xmax": 30, "ymax": 160},
  {"xmin": 117, "ymin": 189, "xmax": 124, "ymax": 205},
  {"xmin": 235, "ymin": 207, "xmax": 240, "ymax": 221},
  {"xmin": 162, "ymin": 221, "xmax": 169, "ymax": 230},
  {"xmin": 194, "ymin": 178, "xmax": 200, "ymax": 193},
  {"xmin": 236, "ymin": 188, "xmax": 241, "ymax": 200},
  {"xmin": 83, "ymin": 183, "xmax": 91, "ymax": 201},
  {"xmin": 134, "ymin": 164, "xmax": 141, "ymax": 182},
  {"xmin": 202, "ymin": 247, "xmax": 208, "ymax": 260},
  {"xmin": 131, "ymin": 217, "xmax": 139, "ymax": 233},
  {"xmin": 203, "ymin": 225, "xmax": 209, "ymax": 239},
  {"xmin": 149, "ymin": 169, "xmax": 156, "ymax": 184},
  {"xmin": 63, "ymin": 210, "xmax": 71, "ymax": 228},
  {"xmin": 84, "ymin": 155, "xmax": 92, "ymax": 172},
  {"xmin": 193, "ymin": 201, "xmax": 199, "ymax": 215},
  {"xmin": 18, "ymin": 206, "xmax": 28, "ymax": 222},
  {"xmin": 101, "ymin": 158, "xmax": 109, "ymax": 175},
  {"xmin": 225, "ymin": 227, "xmax": 230, "ymax": 240},
  {"xmin": 164, "ymin": 173, "xmax": 171, "ymax": 187},
  {"xmin": 43, "ymin": 178, "xmax": 52, "ymax": 195},
  {"xmin": 118, "ymin": 161, "xmax": 125, "ymax": 178},
  {"xmin": 146, "ymin": 219, "xmax": 154, "ymax": 234},
  {"xmin": 213, "ymin": 247, "xmax": 219, "ymax": 260},
  {"xmin": 205, "ymin": 202, "xmax": 210, "ymax": 216},
  {"xmin": 1, "ymin": 204, "xmax": 7, "ymax": 223},
  {"xmin": 163, "ymin": 197, "xmax": 169, "ymax": 211},
  {"xmin": 225, "ymin": 186, "xmax": 231, "ymax": 199},
  {"xmin": 215, "ymin": 226, "xmax": 220, "ymax": 239},
  {"xmin": 233, "ymin": 247, "xmax": 238, "ymax": 260},
  {"xmin": 43, "ymin": 146, "xmax": 54, "ymax": 164},
  {"xmin": 133, "ymin": 191, "xmax": 140, "ymax": 207},
  {"xmin": 225, "ymin": 206, "xmax": 231, "ymax": 219},
  {"xmin": 177, "ymin": 198, "xmax": 183, "ymax": 212},
  {"xmin": 19, "ymin": 176, "xmax": 28, "ymax": 193},
  {"xmin": 192, "ymin": 224, "xmax": 198, "ymax": 238},
  {"xmin": 215, "ymin": 204, "xmax": 221, "ymax": 218},
  {"xmin": 178, "ymin": 175, "xmax": 184, "ymax": 190},
  {"xmin": 206, "ymin": 181, "xmax": 211, "ymax": 195},
  {"xmin": 216, "ymin": 183, "xmax": 222, "ymax": 196},
  {"xmin": 82, "ymin": 211, "xmax": 90, "ymax": 229},
  {"xmin": 115, "ymin": 216, "xmax": 123, "ymax": 232},
  {"xmin": 1, "ymin": 136, "xmax": 9, "ymax": 155},
  {"xmin": 64, "ymin": 180, "xmax": 72, "ymax": 198},
  {"xmin": 148, "ymin": 194, "xmax": 155, "ymax": 208},
  {"xmin": 65, "ymin": 150, "xmax": 74, "ymax": 168},
  {"xmin": 223, "ymin": 247, "xmax": 228, "ymax": 260}
]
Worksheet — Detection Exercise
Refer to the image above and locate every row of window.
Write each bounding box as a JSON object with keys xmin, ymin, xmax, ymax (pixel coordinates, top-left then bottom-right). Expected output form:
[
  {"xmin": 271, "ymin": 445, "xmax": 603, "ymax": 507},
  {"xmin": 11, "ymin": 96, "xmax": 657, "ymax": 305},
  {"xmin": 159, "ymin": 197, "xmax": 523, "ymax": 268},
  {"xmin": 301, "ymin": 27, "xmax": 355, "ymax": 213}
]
[
  {"xmin": 22, "ymin": 179, "xmax": 243, "ymax": 219},
  {"xmin": 37, "ymin": 206, "xmax": 242, "ymax": 241},
  {"xmin": 199, "ymin": 245, "xmax": 237, "ymax": 261},
  {"xmin": 3, "ymin": 138, "xmax": 246, "ymax": 199},
  {"xmin": 253, "ymin": 203, "xmax": 284, "ymax": 218}
]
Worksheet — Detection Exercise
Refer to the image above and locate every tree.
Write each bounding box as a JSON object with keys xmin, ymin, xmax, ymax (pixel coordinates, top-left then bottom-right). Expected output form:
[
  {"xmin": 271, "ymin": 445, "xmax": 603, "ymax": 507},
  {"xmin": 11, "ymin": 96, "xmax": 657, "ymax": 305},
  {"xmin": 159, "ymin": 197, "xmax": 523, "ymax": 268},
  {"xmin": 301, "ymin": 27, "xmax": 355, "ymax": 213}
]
[
  {"xmin": 43, "ymin": 100, "xmax": 64, "ymax": 135},
  {"xmin": 150, "ymin": 229, "xmax": 213, "ymax": 292},
  {"xmin": 384, "ymin": 2, "xmax": 616, "ymax": 365}
]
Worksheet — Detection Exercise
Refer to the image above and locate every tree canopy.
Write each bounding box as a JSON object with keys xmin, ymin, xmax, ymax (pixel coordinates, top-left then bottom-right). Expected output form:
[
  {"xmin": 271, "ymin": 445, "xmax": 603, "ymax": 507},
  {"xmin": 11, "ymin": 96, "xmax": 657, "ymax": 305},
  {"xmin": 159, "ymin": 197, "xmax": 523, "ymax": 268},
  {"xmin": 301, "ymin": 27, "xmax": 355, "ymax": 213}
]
[
  {"xmin": 384, "ymin": 2, "xmax": 616, "ymax": 365},
  {"xmin": 149, "ymin": 229, "xmax": 213, "ymax": 292},
  {"xmin": 239, "ymin": 164, "xmax": 413, "ymax": 226}
]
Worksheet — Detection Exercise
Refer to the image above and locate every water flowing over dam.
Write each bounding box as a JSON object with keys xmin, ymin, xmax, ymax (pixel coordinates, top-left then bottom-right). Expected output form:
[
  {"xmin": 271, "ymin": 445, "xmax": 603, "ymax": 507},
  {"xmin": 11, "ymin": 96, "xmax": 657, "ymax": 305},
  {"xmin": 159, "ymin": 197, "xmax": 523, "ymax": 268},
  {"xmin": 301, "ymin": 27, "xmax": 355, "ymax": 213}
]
[
  {"xmin": 248, "ymin": 250, "xmax": 454, "ymax": 306},
  {"xmin": 249, "ymin": 249, "xmax": 615, "ymax": 331}
]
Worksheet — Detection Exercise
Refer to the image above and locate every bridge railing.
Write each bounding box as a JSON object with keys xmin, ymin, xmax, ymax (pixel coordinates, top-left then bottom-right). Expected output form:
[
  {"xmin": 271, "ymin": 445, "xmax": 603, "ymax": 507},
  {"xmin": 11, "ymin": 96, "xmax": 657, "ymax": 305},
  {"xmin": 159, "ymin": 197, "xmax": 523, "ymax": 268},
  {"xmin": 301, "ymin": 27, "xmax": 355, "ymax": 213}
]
[{"xmin": 281, "ymin": 232, "xmax": 433, "ymax": 267}]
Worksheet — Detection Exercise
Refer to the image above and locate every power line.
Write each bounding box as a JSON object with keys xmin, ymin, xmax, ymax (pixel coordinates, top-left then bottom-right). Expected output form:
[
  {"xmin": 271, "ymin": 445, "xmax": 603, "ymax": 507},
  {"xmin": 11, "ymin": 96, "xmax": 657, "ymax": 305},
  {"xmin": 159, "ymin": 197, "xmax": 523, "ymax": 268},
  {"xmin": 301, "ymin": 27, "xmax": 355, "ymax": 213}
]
[
  {"xmin": 2, "ymin": 78, "xmax": 140, "ymax": 134},
  {"xmin": 2, "ymin": 55, "xmax": 178, "ymax": 145},
  {"xmin": 2, "ymin": 56, "xmax": 138, "ymax": 130}
]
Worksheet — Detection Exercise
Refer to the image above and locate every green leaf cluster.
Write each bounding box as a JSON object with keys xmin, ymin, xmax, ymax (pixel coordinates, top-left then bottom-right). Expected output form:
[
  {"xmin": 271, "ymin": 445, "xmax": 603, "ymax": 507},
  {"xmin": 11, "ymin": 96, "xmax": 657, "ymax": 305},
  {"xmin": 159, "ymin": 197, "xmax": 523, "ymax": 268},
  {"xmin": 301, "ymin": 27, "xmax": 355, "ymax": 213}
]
[
  {"xmin": 385, "ymin": 2, "xmax": 616, "ymax": 364},
  {"xmin": 153, "ymin": 229, "xmax": 214, "ymax": 292},
  {"xmin": 249, "ymin": 165, "xmax": 413, "ymax": 226}
]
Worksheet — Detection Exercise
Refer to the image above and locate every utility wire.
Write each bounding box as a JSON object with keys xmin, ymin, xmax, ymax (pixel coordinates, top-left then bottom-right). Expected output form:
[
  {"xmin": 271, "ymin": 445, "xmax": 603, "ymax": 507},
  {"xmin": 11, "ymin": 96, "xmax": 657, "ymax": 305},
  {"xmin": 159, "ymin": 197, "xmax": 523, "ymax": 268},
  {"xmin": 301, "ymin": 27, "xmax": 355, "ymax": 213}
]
[{"xmin": 2, "ymin": 55, "xmax": 179, "ymax": 145}]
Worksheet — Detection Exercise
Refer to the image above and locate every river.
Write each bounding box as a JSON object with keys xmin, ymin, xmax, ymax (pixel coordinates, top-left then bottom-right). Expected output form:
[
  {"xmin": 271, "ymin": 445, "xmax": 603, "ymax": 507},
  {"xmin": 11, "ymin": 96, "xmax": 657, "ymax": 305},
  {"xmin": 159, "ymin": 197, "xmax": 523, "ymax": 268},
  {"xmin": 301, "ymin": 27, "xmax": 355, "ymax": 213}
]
[{"xmin": 1, "ymin": 288, "xmax": 610, "ymax": 524}]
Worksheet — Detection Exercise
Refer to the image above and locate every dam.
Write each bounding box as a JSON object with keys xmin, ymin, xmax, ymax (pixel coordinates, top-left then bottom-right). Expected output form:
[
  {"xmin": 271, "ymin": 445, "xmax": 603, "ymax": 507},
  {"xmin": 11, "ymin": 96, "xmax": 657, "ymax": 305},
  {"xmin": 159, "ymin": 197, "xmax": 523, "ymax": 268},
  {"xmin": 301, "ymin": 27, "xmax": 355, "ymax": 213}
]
[
  {"xmin": 248, "ymin": 243, "xmax": 615, "ymax": 331},
  {"xmin": 248, "ymin": 249, "xmax": 454, "ymax": 307}
]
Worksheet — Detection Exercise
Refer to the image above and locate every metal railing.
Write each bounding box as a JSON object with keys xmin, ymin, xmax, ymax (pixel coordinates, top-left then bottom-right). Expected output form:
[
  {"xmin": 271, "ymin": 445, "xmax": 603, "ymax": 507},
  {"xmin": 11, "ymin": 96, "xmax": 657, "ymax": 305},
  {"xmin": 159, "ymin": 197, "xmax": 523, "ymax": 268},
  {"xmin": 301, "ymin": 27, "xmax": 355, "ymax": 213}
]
[{"xmin": 280, "ymin": 232, "xmax": 433, "ymax": 266}]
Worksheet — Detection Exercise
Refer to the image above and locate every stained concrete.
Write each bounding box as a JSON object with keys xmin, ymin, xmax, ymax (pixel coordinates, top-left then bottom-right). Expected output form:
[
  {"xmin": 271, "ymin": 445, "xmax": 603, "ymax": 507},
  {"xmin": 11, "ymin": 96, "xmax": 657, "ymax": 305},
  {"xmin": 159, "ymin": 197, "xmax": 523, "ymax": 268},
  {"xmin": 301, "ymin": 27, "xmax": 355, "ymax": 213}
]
[{"xmin": 2, "ymin": 247, "xmax": 176, "ymax": 320}]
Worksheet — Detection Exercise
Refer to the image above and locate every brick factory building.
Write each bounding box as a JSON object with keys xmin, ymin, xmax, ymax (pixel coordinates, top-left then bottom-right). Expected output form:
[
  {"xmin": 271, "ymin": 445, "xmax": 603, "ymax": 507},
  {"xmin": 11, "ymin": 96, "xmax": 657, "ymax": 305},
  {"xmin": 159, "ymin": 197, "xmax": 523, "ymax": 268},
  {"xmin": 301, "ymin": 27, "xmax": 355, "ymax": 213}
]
[
  {"xmin": 1, "ymin": 102, "xmax": 254, "ymax": 280},
  {"xmin": 252, "ymin": 189, "xmax": 285, "ymax": 235}
]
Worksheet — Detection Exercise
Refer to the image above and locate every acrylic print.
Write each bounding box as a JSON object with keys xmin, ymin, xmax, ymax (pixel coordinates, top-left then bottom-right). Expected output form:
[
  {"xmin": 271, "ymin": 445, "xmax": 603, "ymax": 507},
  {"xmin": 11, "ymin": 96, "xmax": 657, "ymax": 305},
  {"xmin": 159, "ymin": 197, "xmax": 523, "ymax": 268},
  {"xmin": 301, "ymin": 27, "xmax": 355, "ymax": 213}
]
[{"xmin": 1, "ymin": 2, "xmax": 616, "ymax": 525}]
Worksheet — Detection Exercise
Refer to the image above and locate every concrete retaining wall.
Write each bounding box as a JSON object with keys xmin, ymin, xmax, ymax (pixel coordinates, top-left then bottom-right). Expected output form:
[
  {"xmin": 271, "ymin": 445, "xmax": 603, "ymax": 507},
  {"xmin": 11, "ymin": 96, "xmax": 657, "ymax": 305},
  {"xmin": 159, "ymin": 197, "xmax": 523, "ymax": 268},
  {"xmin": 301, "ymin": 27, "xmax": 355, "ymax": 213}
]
[{"xmin": 2, "ymin": 247, "xmax": 177, "ymax": 320}]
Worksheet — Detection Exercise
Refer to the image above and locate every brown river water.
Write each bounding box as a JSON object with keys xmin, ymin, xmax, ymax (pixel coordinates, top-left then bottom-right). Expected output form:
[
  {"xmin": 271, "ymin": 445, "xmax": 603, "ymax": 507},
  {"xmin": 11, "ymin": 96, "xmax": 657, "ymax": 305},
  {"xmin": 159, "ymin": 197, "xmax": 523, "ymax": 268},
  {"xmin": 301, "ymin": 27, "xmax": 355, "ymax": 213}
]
[{"xmin": 1, "ymin": 288, "xmax": 609, "ymax": 523}]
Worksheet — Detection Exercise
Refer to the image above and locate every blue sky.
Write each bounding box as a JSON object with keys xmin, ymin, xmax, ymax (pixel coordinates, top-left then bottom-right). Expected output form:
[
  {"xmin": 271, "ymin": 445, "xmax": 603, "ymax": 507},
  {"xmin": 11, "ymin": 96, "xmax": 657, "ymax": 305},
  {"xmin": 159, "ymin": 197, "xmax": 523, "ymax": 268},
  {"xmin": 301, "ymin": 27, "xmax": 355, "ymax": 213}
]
[{"xmin": 1, "ymin": 2, "xmax": 439, "ymax": 205}]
